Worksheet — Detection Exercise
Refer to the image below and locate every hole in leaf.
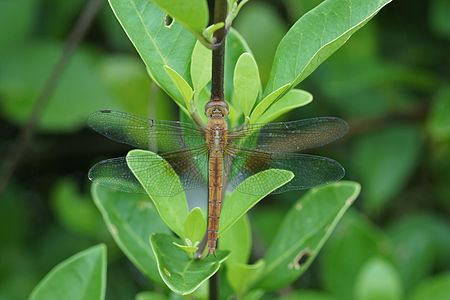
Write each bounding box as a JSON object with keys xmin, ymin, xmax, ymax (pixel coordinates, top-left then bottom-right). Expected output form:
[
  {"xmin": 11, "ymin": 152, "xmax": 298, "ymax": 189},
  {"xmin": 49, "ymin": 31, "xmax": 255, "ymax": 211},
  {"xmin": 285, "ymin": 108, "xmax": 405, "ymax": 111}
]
[
  {"xmin": 288, "ymin": 249, "xmax": 312, "ymax": 270},
  {"xmin": 164, "ymin": 14, "xmax": 174, "ymax": 28}
]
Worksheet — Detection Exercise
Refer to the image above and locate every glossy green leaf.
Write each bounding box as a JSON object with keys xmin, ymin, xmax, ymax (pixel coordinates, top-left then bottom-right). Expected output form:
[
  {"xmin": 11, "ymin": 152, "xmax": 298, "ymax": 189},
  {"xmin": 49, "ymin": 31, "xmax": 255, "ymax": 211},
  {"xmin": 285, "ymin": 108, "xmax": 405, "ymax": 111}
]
[
  {"xmin": 320, "ymin": 210, "xmax": 390, "ymax": 300},
  {"xmin": 428, "ymin": 87, "xmax": 450, "ymax": 140},
  {"xmin": 29, "ymin": 245, "xmax": 106, "ymax": 300},
  {"xmin": 164, "ymin": 65, "xmax": 194, "ymax": 107},
  {"xmin": 256, "ymin": 182, "xmax": 361, "ymax": 291},
  {"xmin": 410, "ymin": 272, "xmax": 450, "ymax": 300},
  {"xmin": 150, "ymin": 233, "xmax": 229, "ymax": 295},
  {"xmin": 127, "ymin": 150, "xmax": 189, "ymax": 237},
  {"xmin": 92, "ymin": 182, "xmax": 169, "ymax": 284},
  {"xmin": 152, "ymin": 0, "xmax": 208, "ymax": 36},
  {"xmin": 219, "ymin": 169, "xmax": 294, "ymax": 235},
  {"xmin": 257, "ymin": 89, "xmax": 313, "ymax": 123},
  {"xmin": 0, "ymin": 43, "xmax": 121, "ymax": 132},
  {"xmin": 233, "ymin": 52, "xmax": 261, "ymax": 117},
  {"xmin": 227, "ymin": 260, "xmax": 265, "ymax": 295},
  {"xmin": 352, "ymin": 125, "xmax": 422, "ymax": 215},
  {"xmin": 190, "ymin": 41, "xmax": 212, "ymax": 94},
  {"xmin": 250, "ymin": 83, "xmax": 290, "ymax": 123},
  {"xmin": 220, "ymin": 215, "xmax": 252, "ymax": 265},
  {"xmin": 183, "ymin": 207, "xmax": 206, "ymax": 244},
  {"xmin": 354, "ymin": 257, "xmax": 403, "ymax": 300},
  {"xmin": 264, "ymin": 0, "xmax": 393, "ymax": 96},
  {"xmin": 108, "ymin": 0, "xmax": 196, "ymax": 105}
]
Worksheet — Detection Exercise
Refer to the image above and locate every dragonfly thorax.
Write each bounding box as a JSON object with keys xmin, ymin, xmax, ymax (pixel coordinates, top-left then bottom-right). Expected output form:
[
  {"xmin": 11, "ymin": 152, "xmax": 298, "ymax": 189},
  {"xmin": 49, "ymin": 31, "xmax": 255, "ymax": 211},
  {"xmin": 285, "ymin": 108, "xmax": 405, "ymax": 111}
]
[{"xmin": 205, "ymin": 100, "xmax": 229, "ymax": 118}]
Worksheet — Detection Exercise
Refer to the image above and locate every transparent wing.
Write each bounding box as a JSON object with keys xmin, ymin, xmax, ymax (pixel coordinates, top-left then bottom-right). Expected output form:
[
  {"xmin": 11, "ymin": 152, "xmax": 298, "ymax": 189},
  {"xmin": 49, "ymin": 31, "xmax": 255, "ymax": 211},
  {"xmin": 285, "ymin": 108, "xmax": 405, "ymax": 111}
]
[
  {"xmin": 225, "ymin": 147, "xmax": 345, "ymax": 195},
  {"xmin": 88, "ymin": 148, "xmax": 209, "ymax": 197},
  {"xmin": 227, "ymin": 117, "xmax": 348, "ymax": 153},
  {"xmin": 88, "ymin": 110, "xmax": 206, "ymax": 153}
]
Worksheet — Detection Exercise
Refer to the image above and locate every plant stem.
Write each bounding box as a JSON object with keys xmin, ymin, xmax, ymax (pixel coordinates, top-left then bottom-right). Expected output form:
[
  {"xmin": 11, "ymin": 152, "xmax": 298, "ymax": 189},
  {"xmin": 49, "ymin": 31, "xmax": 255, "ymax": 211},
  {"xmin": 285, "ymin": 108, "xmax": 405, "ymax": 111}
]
[
  {"xmin": 210, "ymin": 0, "xmax": 228, "ymax": 102},
  {"xmin": 209, "ymin": 0, "xmax": 228, "ymax": 299}
]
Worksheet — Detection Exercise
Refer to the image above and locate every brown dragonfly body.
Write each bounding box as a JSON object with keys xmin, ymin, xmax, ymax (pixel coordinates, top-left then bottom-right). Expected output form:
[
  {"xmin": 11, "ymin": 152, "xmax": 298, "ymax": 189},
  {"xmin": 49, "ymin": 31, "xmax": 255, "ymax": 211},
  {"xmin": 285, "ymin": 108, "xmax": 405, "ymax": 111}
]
[
  {"xmin": 205, "ymin": 100, "xmax": 229, "ymax": 254},
  {"xmin": 88, "ymin": 103, "xmax": 348, "ymax": 256}
]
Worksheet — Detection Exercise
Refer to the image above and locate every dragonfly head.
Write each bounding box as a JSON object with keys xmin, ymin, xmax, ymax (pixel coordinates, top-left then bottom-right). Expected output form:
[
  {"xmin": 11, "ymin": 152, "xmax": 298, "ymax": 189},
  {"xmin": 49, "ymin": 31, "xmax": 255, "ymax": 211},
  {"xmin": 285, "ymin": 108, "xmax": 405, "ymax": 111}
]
[{"xmin": 205, "ymin": 100, "xmax": 229, "ymax": 118}]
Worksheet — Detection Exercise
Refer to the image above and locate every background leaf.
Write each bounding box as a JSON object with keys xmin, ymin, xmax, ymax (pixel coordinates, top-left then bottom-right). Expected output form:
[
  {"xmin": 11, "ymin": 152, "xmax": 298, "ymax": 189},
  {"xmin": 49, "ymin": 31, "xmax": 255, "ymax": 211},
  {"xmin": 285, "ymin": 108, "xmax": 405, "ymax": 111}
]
[
  {"xmin": 220, "ymin": 215, "xmax": 252, "ymax": 265},
  {"xmin": 183, "ymin": 207, "xmax": 206, "ymax": 244},
  {"xmin": 354, "ymin": 257, "xmax": 403, "ymax": 300},
  {"xmin": 29, "ymin": 244, "xmax": 106, "ymax": 300},
  {"xmin": 410, "ymin": 272, "xmax": 450, "ymax": 300}
]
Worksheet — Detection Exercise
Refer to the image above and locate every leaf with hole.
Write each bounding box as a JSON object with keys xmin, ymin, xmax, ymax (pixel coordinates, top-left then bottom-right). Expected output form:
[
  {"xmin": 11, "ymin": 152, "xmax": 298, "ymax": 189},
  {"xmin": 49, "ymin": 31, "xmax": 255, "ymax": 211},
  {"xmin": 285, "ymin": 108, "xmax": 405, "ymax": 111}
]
[{"xmin": 255, "ymin": 181, "xmax": 360, "ymax": 291}]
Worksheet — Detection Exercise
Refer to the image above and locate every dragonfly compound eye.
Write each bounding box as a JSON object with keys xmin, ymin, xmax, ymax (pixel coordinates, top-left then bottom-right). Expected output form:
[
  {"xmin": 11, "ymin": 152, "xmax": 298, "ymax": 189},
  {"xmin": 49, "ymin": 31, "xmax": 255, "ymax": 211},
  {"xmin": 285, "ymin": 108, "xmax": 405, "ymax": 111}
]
[{"xmin": 205, "ymin": 100, "xmax": 229, "ymax": 117}]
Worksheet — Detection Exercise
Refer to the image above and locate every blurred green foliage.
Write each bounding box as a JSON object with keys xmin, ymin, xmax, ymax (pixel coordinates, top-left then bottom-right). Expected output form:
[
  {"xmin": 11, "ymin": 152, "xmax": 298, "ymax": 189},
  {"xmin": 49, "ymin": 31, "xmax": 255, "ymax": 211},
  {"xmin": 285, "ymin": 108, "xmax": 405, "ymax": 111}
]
[{"xmin": 0, "ymin": 0, "xmax": 449, "ymax": 299}]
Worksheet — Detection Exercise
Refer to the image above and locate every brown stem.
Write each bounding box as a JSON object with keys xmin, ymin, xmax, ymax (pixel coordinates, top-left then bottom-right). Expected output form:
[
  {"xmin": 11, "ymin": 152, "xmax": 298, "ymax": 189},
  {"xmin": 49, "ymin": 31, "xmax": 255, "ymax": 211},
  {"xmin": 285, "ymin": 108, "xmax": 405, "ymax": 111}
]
[
  {"xmin": 210, "ymin": 0, "xmax": 228, "ymax": 102},
  {"xmin": 0, "ymin": 0, "xmax": 104, "ymax": 195}
]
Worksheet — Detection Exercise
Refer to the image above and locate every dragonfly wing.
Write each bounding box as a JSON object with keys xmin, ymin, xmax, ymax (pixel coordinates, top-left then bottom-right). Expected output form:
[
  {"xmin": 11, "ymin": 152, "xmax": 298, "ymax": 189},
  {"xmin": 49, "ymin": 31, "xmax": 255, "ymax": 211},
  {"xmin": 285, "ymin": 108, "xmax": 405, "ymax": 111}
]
[
  {"xmin": 88, "ymin": 110, "xmax": 206, "ymax": 153},
  {"xmin": 89, "ymin": 148, "xmax": 209, "ymax": 197},
  {"xmin": 88, "ymin": 157, "xmax": 145, "ymax": 194},
  {"xmin": 225, "ymin": 149, "xmax": 345, "ymax": 195},
  {"xmin": 228, "ymin": 117, "xmax": 348, "ymax": 152}
]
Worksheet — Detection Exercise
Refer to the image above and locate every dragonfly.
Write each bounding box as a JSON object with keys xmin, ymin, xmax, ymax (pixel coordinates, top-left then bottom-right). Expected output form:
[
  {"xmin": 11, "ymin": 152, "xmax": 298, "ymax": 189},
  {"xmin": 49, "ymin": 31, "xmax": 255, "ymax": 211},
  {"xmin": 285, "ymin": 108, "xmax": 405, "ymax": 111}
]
[{"xmin": 88, "ymin": 100, "xmax": 348, "ymax": 255}]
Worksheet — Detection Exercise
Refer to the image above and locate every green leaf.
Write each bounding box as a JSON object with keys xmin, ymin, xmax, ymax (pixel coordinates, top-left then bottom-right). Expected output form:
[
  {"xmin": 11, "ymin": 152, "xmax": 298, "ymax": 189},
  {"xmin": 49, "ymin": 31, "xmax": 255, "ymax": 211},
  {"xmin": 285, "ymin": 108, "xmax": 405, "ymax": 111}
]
[
  {"xmin": 264, "ymin": 0, "xmax": 393, "ymax": 96},
  {"xmin": 410, "ymin": 272, "xmax": 450, "ymax": 300},
  {"xmin": 219, "ymin": 169, "xmax": 294, "ymax": 235},
  {"xmin": 183, "ymin": 207, "xmax": 206, "ymax": 244},
  {"xmin": 257, "ymin": 89, "xmax": 313, "ymax": 123},
  {"xmin": 127, "ymin": 150, "xmax": 189, "ymax": 237},
  {"xmin": 220, "ymin": 215, "xmax": 252, "ymax": 265},
  {"xmin": 190, "ymin": 41, "xmax": 212, "ymax": 94},
  {"xmin": 250, "ymin": 83, "xmax": 290, "ymax": 123},
  {"xmin": 225, "ymin": 29, "xmax": 253, "ymax": 101},
  {"xmin": 227, "ymin": 261, "xmax": 265, "ymax": 295},
  {"xmin": 256, "ymin": 181, "xmax": 361, "ymax": 291},
  {"xmin": 233, "ymin": 52, "xmax": 261, "ymax": 117},
  {"xmin": 150, "ymin": 233, "xmax": 229, "ymax": 295},
  {"xmin": 152, "ymin": 0, "xmax": 209, "ymax": 36},
  {"xmin": 320, "ymin": 210, "xmax": 390, "ymax": 300},
  {"xmin": 164, "ymin": 65, "xmax": 194, "ymax": 107},
  {"xmin": 108, "ymin": 0, "xmax": 196, "ymax": 105},
  {"xmin": 428, "ymin": 86, "xmax": 450, "ymax": 141},
  {"xmin": 29, "ymin": 245, "xmax": 106, "ymax": 300},
  {"xmin": 352, "ymin": 125, "xmax": 423, "ymax": 215},
  {"xmin": 92, "ymin": 182, "xmax": 169, "ymax": 284},
  {"xmin": 354, "ymin": 257, "xmax": 403, "ymax": 300}
]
